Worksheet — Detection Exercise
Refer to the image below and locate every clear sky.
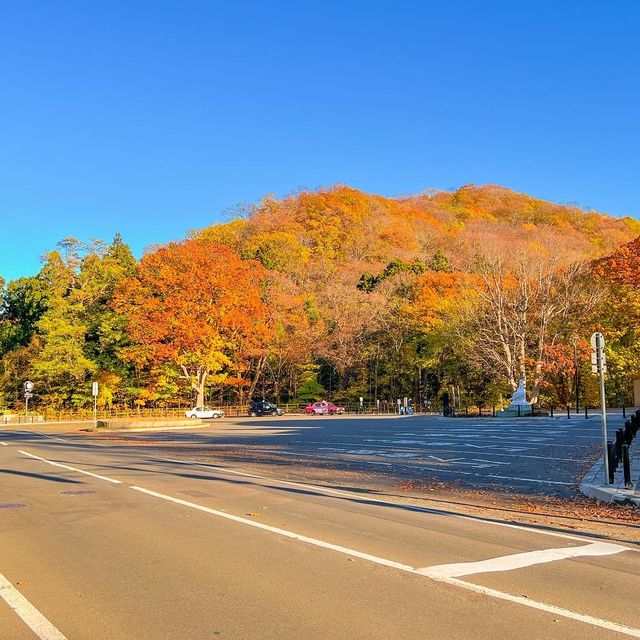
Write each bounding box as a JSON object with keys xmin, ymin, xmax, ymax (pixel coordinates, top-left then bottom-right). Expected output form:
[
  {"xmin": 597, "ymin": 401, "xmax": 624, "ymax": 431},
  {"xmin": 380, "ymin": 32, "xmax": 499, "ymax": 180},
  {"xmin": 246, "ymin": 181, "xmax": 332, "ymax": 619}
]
[{"xmin": 1, "ymin": 1, "xmax": 639, "ymax": 281}]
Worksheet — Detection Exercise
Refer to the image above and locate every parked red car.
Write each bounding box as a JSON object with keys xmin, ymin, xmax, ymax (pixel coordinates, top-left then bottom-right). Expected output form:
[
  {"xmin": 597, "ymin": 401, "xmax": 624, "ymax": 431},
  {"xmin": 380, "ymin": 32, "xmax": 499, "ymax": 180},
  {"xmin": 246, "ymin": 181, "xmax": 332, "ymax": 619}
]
[{"xmin": 305, "ymin": 401, "xmax": 345, "ymax": 415}]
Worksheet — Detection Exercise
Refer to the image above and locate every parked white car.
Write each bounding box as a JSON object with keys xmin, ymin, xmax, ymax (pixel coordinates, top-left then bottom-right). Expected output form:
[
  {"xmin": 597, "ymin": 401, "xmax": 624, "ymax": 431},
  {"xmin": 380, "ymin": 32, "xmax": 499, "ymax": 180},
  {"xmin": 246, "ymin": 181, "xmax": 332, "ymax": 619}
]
[{"xmin": 185, "ymin": 406, "xmax": 225, "ymax": 419}]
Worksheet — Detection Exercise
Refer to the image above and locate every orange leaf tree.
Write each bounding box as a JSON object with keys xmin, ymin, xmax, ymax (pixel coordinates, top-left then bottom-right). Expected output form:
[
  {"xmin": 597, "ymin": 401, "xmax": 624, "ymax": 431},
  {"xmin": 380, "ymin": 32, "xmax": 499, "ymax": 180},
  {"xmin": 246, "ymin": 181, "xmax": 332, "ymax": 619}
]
[{"xmin": 113, "ymin": 239, "xmax": 270, "ymax": 406}]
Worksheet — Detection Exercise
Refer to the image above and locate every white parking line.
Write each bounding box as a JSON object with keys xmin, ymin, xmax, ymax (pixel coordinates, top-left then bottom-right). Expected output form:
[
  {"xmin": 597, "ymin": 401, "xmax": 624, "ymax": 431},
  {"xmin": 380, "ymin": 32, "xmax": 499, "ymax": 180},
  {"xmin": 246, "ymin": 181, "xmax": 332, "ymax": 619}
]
[
  {"xmin": 130, "ymin": 485, "xmax": 640, "ymax": 638},
  {"xmin": 418, "ymin": 542, "xmax": 628, "ymax": 578},
  {"xmin": 0, "ymin": 571, "xmax": 68, "ymax": 640},
  {"xmin": 0, "ymin": 442, "xmax": 8, "ymax": 446},
  {"xmin": 486, "ymin": 474, "xmax": 572, "ymax": 486},
  {"xmin": 18, "ymin": 450, "xmax": 122, "ymax": 484}
]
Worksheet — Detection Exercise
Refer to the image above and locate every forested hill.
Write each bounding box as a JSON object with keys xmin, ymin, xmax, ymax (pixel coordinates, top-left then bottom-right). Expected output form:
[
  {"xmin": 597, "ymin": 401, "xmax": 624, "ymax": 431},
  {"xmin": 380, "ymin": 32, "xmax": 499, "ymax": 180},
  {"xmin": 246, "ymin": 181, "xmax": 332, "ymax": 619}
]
[
  {"xmin": 197, "ymin": 184, "xmax": 640, "ymax": 281},
  {"xmin": 1, "ymin": 183, "xmax": 639, "ymax": 413}
]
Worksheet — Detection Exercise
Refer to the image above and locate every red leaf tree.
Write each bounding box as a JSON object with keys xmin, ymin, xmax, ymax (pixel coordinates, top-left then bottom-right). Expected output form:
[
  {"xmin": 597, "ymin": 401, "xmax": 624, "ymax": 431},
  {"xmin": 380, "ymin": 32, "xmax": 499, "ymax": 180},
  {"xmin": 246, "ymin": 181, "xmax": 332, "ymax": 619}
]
[{"xmin": 113, "ymin": 239, "xmax": 271, "ymax": 406}]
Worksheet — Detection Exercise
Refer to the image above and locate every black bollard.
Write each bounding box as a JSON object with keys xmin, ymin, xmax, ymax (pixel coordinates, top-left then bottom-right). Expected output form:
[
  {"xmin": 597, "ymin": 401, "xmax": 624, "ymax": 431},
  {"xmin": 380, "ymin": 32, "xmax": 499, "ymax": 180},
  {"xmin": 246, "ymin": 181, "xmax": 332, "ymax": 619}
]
[
  {"xmin": 607, "ymin": 442, "xmax": 616, "ymax": 484},
  {"xmin": 616, "ymin": 429, "xmax": 623, "ymax": 460},
  {"xmin": 567, "ymin": 405, "xmax": 571, "ymax": 419},
  {"xmin": 623, "ymin": 445, "xmax": 632, "ymax": 488},
  {"xmin": 517, "ymin": 405, "xmax": 521, "ymax": 417},
  {"xmin": 492, "ymin": 405, "xmax": 496, "ymax": 417},
  {"xmin": 585, "ymin": 405, "xmax": 589, "ymax": 419},
  {"xmin": 550, "ymin": 406, "xmax": 554, "ymax": 418},
  {"xmin": 623, "ymin": 404, "xmax": 626, "ymax": 419}
]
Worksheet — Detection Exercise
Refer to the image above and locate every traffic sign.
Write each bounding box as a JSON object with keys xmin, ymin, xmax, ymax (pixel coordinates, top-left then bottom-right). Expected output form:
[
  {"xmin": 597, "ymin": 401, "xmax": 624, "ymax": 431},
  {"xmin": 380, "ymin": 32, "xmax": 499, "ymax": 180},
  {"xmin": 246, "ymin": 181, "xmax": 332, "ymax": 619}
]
[
  {"xmin": 590, "ymin": 332, "xmax": 604, "ymax": 350},
  {"xmin": 24, "ymin": 380, "xmax": 33, "ymax": 392},
  {"xmin": 92, "ymin": 381, "xmax": 99, "ymax": 397},
  {"xmin": 590, "ymin": 332, "xmax": 607, "ymax": 374},
  {"xmin": 591, "ymin": 352, "xmax": 606, "ymax": 374}
]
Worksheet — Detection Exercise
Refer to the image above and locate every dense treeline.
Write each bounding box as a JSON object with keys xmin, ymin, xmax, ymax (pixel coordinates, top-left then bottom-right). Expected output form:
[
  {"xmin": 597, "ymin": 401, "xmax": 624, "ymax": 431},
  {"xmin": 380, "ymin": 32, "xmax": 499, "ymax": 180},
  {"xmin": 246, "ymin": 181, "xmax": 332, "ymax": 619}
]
[{"xmin": 1, "ymin": 184, "xmax": 639, "ymax": 412}]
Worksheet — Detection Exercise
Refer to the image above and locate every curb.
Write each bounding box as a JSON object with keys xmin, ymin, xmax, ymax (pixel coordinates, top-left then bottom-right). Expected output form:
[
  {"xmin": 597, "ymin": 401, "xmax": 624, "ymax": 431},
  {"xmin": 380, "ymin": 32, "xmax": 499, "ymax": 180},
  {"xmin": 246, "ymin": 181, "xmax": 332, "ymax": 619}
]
[{"xmin": 579, "ymin": 456, "xmax": 640, "ymax": 506}]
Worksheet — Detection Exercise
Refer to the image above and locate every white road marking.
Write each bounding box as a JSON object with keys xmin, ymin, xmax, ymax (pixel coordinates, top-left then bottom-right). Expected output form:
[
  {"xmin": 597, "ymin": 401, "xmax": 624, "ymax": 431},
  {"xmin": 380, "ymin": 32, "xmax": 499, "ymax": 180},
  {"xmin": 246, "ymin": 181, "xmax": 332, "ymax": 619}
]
[
  {"xmin": 14, "ymin": 437, "xmax": 630, "ymax": 547},
  {"xmin": 34, "ymin": 432, "xmax": 107, "ymax": 446},
  {"xmin": 441, "ymin": 576, "xmax": 640, "ymax": 638},
  {"xmin": 131, "ymin": 485, "xmax": 414, "ymax": 571},
  {"xmin": 486, "ymin": 474, "xmax": 572, "ymax": 486},
  {"xmin": 130, "ymin": 485, "xmax": 640, "ymax": 638},
  {"xmin": 0, "ymin": 442, "xmax": 8, "ymax": 446},
  {"xmin": 0, "ymin": 570, "xmax": 68, "ymax": 640},
  {"xmin": 152, "ymin": 455, "xmax": 610, "ymax": 544},
  {"xmin": 18, "ymin": 450, "xmax": 122, "ymax": 484},
  {"xmin": 418, "ymin": 542, "xmax": 627, "ymax": 578}
]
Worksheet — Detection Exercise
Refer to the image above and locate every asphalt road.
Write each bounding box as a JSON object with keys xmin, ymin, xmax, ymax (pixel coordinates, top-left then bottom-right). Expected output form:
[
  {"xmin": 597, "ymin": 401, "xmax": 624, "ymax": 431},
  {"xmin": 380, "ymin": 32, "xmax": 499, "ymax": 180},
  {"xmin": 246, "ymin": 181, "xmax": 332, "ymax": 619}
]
[
  {"xmin": 90, "ymin": 412, "xmax": 629, "ymax": 498},
  {"xmin": 1, "ymin": 429, "xmax": 639, "ymax": 639}
]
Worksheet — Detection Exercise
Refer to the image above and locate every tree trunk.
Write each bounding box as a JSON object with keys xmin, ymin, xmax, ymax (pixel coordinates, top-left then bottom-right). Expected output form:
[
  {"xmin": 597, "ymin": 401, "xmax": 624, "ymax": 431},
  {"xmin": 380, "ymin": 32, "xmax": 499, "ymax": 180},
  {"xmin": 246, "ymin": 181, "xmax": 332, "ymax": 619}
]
[
  {"xmin": 180, "ymin": 365, "xmax": 208, "ymax": 407},
  {"xmin": 247, "ymin": 355, "xmax": 267, "ymax": 401}
]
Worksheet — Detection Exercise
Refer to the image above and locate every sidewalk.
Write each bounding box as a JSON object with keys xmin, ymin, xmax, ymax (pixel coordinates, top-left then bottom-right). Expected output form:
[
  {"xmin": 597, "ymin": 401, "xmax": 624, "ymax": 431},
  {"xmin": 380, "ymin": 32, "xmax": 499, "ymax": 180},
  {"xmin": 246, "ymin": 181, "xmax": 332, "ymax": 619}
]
[{"xmin": 580, "ymin": 440, "xmax": 640, "ymax": 506}]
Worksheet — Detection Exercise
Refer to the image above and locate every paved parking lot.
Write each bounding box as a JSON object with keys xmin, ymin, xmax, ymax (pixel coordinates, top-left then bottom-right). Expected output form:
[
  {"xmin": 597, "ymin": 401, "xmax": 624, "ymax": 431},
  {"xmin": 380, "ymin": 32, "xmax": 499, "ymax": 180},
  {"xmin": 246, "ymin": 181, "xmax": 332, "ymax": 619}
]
[{"xmin": 105, "ymin": 412, "xmax": 630, "ymax": 498}]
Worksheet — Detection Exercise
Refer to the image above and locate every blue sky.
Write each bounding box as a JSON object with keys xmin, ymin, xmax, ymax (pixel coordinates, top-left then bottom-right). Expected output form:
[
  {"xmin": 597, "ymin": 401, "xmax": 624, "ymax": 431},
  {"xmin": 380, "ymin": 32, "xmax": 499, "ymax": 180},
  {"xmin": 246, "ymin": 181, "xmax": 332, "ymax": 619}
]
[{"xmin": 1, "ymin": 1, "xmax": 639, "ymax": 281}]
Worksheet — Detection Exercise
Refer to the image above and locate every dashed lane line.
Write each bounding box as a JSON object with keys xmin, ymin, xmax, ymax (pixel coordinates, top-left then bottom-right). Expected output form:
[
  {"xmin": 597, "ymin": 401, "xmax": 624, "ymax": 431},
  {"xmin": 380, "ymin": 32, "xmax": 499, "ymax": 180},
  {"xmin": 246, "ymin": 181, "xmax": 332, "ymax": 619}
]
[
  {"xmin": 131, "ymin": 485, "xmax": 640, "ymax": 638},
  {"xmin": 0, "ymin": 571, "xmax": 68, "ymax": 640},
  {"xmin": 18, "ymin": 450, "xmax": 122, "ymax": 484}
]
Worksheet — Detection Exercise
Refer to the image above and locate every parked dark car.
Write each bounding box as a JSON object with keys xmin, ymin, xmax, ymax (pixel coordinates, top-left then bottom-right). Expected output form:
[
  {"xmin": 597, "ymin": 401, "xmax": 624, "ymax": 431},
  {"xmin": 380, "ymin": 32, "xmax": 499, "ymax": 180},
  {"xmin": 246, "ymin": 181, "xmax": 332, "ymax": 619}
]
[{"xmin": 249, "ymin": 401, "xmax": 284, "ymax": 417}]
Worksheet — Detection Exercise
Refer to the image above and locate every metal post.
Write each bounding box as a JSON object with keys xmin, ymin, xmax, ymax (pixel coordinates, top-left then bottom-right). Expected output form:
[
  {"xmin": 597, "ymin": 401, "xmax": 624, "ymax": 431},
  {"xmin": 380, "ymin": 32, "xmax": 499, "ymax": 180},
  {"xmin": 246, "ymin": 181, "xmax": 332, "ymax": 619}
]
[
  {"xmin": 573, "ymin": 336, "xmax": 579, "ymax": 413},
  {"xmin": 622, "ymin": 445, "xmax": 632, "ymax": 488},
  {"xmin": 23, "ymin": 380, "xmax": 33, "ymax": 424},
  {"xmin": 596, "ymin": 333, "xmax": 610, "ymax": 484},
  {"xmin": 585, "ymin": 405, "xmax": 588, "ymax": 419},
  {"xmin": 92, "ymin": 381, "xmax": 99, "ymax": 428},
  {"xmin": 607, "ymin": 442, "xmax": 616, "ymax": 484}
]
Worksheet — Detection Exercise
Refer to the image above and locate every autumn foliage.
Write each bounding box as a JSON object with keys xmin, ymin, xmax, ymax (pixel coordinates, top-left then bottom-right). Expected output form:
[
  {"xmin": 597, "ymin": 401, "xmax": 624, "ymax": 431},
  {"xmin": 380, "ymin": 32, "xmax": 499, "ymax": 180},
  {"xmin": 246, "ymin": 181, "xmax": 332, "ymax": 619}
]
[
  {"xmin": 1, "ymin": 184, "xmax": 639, "ymax": 411},
  {"xmin": 112, "ymin": 239, "xmax": 270, "ymax": 405}
]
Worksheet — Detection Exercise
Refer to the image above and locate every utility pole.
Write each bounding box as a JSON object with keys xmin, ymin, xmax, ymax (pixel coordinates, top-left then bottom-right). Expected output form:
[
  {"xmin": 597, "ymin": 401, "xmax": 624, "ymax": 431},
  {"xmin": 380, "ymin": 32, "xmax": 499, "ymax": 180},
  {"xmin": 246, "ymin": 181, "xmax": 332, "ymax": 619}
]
[{"xmin": 591, "ymin": 332, "xmax": 609, "ymax": 483}]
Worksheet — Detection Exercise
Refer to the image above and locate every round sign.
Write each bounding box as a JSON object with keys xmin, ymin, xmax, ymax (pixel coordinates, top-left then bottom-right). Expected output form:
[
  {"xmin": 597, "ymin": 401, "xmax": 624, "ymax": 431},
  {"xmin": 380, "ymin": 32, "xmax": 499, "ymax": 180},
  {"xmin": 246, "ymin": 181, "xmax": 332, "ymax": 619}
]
[
  {"xmin": 24, "ymin": 381, "xmax": 34, "ymax": 392},
  {"xmin": 590, "ymin": 332, "xmax": 604, "ymax": 350}
]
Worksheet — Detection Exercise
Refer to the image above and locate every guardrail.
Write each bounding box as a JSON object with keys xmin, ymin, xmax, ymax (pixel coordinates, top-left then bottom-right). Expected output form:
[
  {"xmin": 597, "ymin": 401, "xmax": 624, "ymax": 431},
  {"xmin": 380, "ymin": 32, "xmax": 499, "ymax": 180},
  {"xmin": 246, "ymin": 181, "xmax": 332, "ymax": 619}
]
[{"xmin": 0, "ymin": 402, "xmax": 436, "ymax": 423}]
